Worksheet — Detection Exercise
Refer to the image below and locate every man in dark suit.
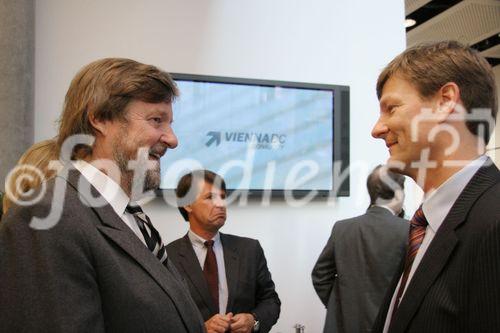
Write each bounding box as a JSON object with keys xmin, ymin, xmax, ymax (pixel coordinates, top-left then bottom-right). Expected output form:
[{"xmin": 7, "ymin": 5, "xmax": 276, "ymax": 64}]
[
  {"xmin": 312, "ymin": 165, "xmax": 409, "ymax": 333},
  {"xmin": 371, "ymin": 41, "xmax": 499, "ymax": 332},
  {"xmin": 166, "ymin": 170, "xmax": 281, "ymax": 333},
  {"xmin": 0, "ymin": 58, "xmax": 205, "ymax": 332}
]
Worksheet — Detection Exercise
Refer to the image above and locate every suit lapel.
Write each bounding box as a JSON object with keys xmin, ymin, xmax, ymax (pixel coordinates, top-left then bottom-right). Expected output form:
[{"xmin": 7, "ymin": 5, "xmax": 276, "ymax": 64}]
[
  {"xmin": 177, "ymin": 234, "xmax": 219, "ymax": 314},
  {"xmin": 221, "ymin": 233, "xmax": 240, "ymax": 312},
  {"xmin": 96, "ymin": 225, "xmax": 202, "ymax": 332},
  {"xmin": 374, "ymin": 255, "xmax": 406, "ymax": 332},
  {"xmin": 391, "ymin": 161, "xmax": 500, "ymax": 332},
  {"xmin": 63, "ymin": 168, "xmax": 202, "ymax": 332}
]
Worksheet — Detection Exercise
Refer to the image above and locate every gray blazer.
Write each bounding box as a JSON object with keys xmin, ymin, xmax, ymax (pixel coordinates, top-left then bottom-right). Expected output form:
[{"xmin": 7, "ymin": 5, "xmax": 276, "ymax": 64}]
[
  {"xmin": 372, "ymin": 161, "xmax": 500, "ymax": 332},
  {"xmin": 0, "ymin": 168, "xmax": 205, "ymax": 333},
  {"xmin": 166, "ymin": 233, "xmax": 281, "ymax": 333},
  {"xmin": 312, "ymin": 206, "xmax": 409, "ymax": 333}
]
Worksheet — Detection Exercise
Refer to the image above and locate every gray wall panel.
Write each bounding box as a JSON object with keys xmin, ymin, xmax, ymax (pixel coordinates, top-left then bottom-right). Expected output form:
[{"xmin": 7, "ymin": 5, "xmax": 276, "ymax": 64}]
[{"xmin": 0, "ymin": 0, "xmax": 34, "ymax": 188}]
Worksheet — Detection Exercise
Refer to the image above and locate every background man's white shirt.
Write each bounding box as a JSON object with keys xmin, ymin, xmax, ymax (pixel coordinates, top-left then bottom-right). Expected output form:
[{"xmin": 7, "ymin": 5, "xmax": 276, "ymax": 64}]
[{"xmin": 188, "ymin": 230, "xmax": 229, "ymax": 314}]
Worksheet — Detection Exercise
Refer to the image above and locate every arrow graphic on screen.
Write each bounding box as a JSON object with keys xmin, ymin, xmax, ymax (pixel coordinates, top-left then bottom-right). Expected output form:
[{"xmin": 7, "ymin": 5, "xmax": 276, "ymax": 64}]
[{"xmin": 205, "ymin": 131, "xmax": 221, "ymax": 147}]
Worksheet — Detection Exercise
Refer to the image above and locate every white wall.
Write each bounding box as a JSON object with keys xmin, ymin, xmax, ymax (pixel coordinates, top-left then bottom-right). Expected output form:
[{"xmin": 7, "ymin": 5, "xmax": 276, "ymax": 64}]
[{"xmin": 35, "ymin": 1, "xmax": 409, "ymax": 332}]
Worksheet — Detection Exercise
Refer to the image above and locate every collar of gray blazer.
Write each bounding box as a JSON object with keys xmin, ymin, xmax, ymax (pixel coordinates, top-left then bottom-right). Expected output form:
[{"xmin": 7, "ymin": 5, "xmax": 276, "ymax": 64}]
[
  {"xmin": 179, "ymin": 232, "xmax": 240, "ymax": 313},
  {"xmin": 388, "ymin": 159, "xmax": 499, "ymax": 332},
  {"xmin": 59, "ymin": 166, "xmax": 203, "ymax": 332},
  {"xmin": 367, "ymin": 205, "xmax": 397, "ymax": 216}
]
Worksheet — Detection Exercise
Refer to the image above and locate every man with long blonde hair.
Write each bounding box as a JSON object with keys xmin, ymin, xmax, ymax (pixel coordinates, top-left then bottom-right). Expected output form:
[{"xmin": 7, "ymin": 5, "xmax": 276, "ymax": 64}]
[{"xmin": 0, "ymin": 58, "xmax": 205, "ymax": 332}]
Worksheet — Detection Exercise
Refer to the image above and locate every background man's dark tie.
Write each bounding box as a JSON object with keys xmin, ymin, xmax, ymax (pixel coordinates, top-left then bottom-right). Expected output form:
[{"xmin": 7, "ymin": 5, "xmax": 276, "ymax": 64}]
[{"xmin": 203, "ymin": 240, "xmax": 219, "ymax": 313}]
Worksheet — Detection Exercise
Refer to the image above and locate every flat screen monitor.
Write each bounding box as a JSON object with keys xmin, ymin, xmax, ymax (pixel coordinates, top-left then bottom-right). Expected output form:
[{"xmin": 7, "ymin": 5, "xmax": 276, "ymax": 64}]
[{"xmin": 159, "ymin": 73, "xmax": 349, "ymax": 197}]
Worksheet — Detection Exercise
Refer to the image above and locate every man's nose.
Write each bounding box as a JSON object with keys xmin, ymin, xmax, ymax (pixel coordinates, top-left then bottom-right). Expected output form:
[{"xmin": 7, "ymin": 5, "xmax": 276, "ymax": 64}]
[
  {"xmin": 371, "ymin": 117, "xmax": 388, "ymax": 139},
  {"xmin": 160, "ymin": 126, "xmax": 178, "ymax": 149},
  {"xmin": 215, "ymin": 197, "xmax": 226, "ymax": 207}
]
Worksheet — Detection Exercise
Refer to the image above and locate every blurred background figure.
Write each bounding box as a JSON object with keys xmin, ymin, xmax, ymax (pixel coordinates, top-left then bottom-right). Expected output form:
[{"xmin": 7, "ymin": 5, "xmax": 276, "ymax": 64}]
[
  {"xmin": 312, "ymin": 165, "xmax": 408, "ymax": 333},
  {"xmin": 2, "ymin": 139, "xmax": 59, "ymax": 215}
]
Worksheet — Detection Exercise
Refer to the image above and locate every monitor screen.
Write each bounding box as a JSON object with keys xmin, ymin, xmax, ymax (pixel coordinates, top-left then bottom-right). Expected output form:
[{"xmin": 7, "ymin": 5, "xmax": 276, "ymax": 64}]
[{"xmin": 160, "ymin": 74, "xmax": 349, "ymax": 196}]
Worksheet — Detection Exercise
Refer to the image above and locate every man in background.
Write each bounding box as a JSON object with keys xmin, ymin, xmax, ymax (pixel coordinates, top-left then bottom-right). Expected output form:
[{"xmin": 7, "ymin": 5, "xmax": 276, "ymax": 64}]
[
  {"xmin": 167, "ymin": 169, "xmax": 281, "ymax": 333},
  {"xmin": 371, "ymin": 41, "xmax": 499, "ymax": 332},
  {"xmin": 0, "ymin": 58, "xmax": 205, "ymax": 332},
  {"xmin": 312, "ymin": 165, "xmax": 409, "ymax": 333}
]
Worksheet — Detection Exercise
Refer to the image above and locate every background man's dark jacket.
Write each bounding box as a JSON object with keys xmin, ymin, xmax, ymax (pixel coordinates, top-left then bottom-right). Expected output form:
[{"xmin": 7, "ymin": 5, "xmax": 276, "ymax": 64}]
[
  {"xmin": 312, "ymin": 206, "xmax": 408, "ymax": 333},
  {"xmin": 167, "ymin": 233, "xmax": 281, "ymax": 333}
]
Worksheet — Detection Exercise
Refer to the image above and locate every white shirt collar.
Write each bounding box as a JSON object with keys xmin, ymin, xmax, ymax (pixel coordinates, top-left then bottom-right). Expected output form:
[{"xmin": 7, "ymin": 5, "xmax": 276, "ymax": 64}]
[
  {"xmin": 422, "ymin": 155, "xmax": 487, "ymax": 233},
  {"xmin": 188, "ymin": 229, "xmax": 221, "ymax": 248},
  {"xmin": 72, "ymin": 160, "xmax": 130, "ymax": 217}
]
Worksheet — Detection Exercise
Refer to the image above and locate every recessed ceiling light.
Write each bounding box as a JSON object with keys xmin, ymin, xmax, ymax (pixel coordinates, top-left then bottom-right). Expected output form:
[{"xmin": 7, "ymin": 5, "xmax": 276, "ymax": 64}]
[{"xmin": 405, "ymin": 18, "xmax": 417, "ymax": 28}]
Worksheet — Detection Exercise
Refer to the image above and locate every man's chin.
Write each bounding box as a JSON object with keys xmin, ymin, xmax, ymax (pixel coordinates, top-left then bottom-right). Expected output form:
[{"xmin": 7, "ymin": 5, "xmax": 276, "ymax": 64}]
[
  {"xmin": 212, "ymin": 218, "xmax": 226, "ymax": 228},
  {"xmin": 386, "ymin": 156, "xmax": 408, "ymax": 174},
  {"xmin": 144, "ymin": 170, "xmax": 161, "ymax": 191}
]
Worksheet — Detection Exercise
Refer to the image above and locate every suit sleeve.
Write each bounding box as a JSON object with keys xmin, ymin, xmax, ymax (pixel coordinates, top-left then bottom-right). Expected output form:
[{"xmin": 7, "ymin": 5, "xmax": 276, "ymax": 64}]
[
  {"xmin": 0, "ymin": 203, "xmax": 105, "ymax": 332},
  {"xmin": 469, "ymin": 218, "xmax": 500, "ymax": 332},
  {"xmin": 252, "ymin": 240, "xmax": 281, "ymax": 333},
  {"xmin": 311, "ymin": 224, "xmax": 337, "ymax": 307}
]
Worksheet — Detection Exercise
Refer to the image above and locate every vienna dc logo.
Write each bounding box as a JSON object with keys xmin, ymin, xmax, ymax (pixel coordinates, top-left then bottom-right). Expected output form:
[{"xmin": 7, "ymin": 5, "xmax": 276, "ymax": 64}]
[{"xmin": 205, "ymin": 131, "xmax": 221, "ymax": 147}]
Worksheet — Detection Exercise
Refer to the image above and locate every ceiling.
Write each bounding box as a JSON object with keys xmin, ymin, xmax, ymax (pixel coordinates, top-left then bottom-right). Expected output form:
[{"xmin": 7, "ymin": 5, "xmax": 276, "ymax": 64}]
[{"xmin": 405, "ymin": 0, "xmax": 500, "ymax": 67}]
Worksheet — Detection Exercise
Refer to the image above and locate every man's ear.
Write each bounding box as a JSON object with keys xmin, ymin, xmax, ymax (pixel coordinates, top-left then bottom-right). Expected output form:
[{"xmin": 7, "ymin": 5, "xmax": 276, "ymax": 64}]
[
  {"xmin": 435, "ymin": 82, "xmax": 460, "ymax": 123},
  {"xmin": 184, "ymin": 205, "xmax": 193, "ymax": 214},
  {"xmin": 88, "ymin": 113, "xmax": 107, "ymax": 136}
]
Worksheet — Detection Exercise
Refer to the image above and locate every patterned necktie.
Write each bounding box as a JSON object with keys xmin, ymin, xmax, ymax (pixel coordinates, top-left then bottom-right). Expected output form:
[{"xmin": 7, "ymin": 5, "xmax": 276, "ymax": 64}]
[
  {"xmin": 203, "ymin": 240, "xmax": 219, "ymax": 313},
  {"xmin": 391, "ymin": 206, "xmax": 428, "ymax": 319},
  {"xmin": 126, "ymin": 204, "xmax": 168, "ymax": 264}
]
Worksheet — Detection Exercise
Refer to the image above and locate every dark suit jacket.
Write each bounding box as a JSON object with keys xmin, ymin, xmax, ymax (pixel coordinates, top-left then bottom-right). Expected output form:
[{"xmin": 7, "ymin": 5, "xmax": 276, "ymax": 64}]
[
  {"xmin": 372, "ymin": 161, "xmax": 500, "ymax": 333},
  {"xmin": 166, "ymin": 233, "xmax": 281, "ymax": 333},
  {"xmin": 0, "ymin": 168, "xmax": 205, "ymax": 333},
  {"xmin": 312, "ymin": 206, "xmax": 409, "ymax": 333}
]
